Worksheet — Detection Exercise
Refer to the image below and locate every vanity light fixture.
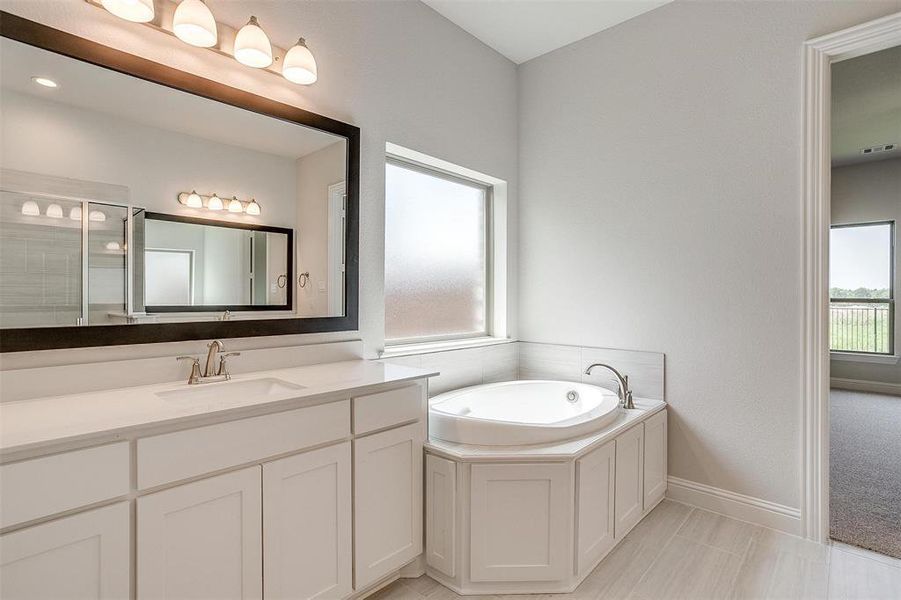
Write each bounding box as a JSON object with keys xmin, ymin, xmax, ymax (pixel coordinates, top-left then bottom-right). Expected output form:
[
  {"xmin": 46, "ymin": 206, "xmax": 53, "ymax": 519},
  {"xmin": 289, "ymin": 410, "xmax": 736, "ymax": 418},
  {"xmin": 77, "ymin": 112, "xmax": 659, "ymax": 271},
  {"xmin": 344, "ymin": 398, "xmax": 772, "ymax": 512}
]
[
  {"xmin": 31, "ymin": 76, "xmax": 59, "ymax": 88},
  {"xmin": 234, "ymin": 16, "xmax": 272, "ymax": 68},
  {"xmin": 89, "ymin": 210, "xmax": 107, "ymax": 222},
  {"xmin": 185, "ymin": 190, "xmax": 204, "ymax": 208},
  {"xmin": 100, "ymin": 0, "xmax": 154, "ymax": 23},
  {"xmin": 282, "ymin": 38, "xmax": 317, "ymax": 84},
  {"xmin": 207, "ymin": 194, "xmax": 223, "ymax": 211},
  {"xmin": 227, "ymin": 196, "xmax": 244, "ymax": 213},
  {"xmin": 245, "ymin": 198, "xmax": 261, "ymax": 216},
  {"xmin": 86, "ymin": 0, "xmax": 319, "ymax": 85},
  {"xmin": 21, "ymin": 200, "xmax": 40, "ymax": 216},
  {"xmin": 69, "ymin": 206, "xmax": 83, "ymax": 221},
  {"xmin": 46, "ymin": 204, "xmax": 64, "ymax": 219},
  {"xmin": 172, "ymin": 0, "xmax": 217, "ymax": 48}
]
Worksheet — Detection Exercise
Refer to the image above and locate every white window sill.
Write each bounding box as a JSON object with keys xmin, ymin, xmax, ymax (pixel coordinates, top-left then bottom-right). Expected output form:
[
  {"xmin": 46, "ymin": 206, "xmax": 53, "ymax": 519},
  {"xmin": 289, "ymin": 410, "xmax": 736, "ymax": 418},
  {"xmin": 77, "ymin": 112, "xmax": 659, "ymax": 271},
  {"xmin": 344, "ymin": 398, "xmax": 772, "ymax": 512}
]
[
  {"xmin": 379, "ymin": 336, "xmax": 514, "ymax": 359},
  {"xmin": 830, "ymin": 352, "xmax": 900, "ymax": 365}
]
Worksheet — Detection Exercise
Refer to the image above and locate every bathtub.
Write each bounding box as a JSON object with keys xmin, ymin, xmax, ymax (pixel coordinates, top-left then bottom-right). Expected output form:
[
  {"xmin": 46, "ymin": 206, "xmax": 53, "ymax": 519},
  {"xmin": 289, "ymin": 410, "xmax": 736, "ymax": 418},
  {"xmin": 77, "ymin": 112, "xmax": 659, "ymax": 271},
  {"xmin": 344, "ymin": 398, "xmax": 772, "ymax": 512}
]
[{"xmin": 429, "ymin": 380, "xmax": 621, "ymax": 446}]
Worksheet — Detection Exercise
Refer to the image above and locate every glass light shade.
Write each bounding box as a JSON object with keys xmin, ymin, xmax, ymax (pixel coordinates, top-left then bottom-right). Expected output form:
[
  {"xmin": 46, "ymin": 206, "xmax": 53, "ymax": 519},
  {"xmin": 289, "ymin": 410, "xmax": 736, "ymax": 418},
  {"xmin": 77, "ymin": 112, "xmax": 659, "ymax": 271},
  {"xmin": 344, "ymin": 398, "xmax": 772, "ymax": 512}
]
[
  {"xmin": 173, "ymin": 0, "xmax": 218, "ymax": 48},
  {"xmin": 185, "ymin": 191, "xmax": 203, "ymax": 208},
  {"xmin": 21, "ymin": 200, "xmax": 40, "ymax": 216},
  {"xmin": 69, "ymin": 206, "xmax": 83, "ymax": 221},
  {"xmin": 100, "ymin": 0, "xmax": 154, "ymax": 23},
  {"xmin": 46, "ymin": 203, "xmax": 64, "ymax": 218},
  {"xmin": 207, "ymin": 194, "xmax": 223, "ymax": 211},
  {"xmin": 228, "ymin": 197, "xmax": 244, "ymax": 213},
  {"xmin": 89, "ymin": 210, "xmax": 107, "ymax": 222},
  {"xmin": 282, "ymin": 38, "xmax": 317, "ymax": 84},
  {"xmin": 234, "ymin": 17, "xmax": 272, "ymax": 68},
  {"xmin": 245, "ymin": 199, "xmax": 261, "ymax": 216}
]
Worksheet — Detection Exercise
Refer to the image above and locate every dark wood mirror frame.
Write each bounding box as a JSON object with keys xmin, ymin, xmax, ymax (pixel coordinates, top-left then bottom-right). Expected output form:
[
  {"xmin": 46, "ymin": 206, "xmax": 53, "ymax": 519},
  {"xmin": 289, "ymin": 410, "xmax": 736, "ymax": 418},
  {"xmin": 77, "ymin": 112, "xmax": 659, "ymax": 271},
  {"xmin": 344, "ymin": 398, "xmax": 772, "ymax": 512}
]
[{"xmin": 0, "ymin": 12, "xmax": 360, "ymax": 352}]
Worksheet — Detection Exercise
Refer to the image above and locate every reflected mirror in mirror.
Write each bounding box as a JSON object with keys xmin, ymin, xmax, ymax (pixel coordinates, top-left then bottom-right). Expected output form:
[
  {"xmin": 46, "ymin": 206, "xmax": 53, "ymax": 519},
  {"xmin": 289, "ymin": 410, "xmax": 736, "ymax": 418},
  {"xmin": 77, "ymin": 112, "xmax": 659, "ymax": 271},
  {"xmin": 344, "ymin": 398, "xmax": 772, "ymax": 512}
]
[{"xmin": 0, "ymin": 36, "xmax": 349, "ymax": 330}]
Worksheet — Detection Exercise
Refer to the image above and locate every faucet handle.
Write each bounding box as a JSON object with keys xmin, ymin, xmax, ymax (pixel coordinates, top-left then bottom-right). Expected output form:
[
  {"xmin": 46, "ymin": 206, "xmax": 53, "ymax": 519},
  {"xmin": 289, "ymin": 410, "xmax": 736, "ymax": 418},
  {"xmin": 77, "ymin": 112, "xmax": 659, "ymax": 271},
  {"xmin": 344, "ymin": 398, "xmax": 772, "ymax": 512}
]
[
  {"xmin": 217, "ymin": 352, "xmax": 241, "ymax": 379},
  {"xmin": 176, "ymin": 356, "xmax": 202, "ymax": 384}
]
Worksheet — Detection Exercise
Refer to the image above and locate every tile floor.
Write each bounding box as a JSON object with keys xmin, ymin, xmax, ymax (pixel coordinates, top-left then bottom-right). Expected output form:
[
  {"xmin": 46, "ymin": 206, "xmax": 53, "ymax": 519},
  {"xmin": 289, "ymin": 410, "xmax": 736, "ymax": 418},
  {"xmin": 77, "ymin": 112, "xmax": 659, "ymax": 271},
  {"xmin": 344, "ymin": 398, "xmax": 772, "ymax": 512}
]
[{"xmin": 372, "ymin": 500, "xmax": 901, "ymax": 600}]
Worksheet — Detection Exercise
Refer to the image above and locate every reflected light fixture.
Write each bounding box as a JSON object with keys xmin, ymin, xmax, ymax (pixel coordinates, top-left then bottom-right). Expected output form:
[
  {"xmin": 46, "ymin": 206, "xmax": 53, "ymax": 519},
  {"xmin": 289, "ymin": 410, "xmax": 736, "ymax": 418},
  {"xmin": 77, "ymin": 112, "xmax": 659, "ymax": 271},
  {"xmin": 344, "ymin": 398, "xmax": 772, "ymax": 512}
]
[
  {"xmin": 173, "ymin": 0, "xmax": 218, "ymax": 48},
  {"xmin": 245, "ymin": 198, "xmax": 261, "ymax": 216},
  {"xmin": 207, "ymin": 194, "xmax": 223, "ymax": 211},
  {"xmin": 105, "ymin": 241, "xmax": 121, "ymax": 251},
  {"xmin": 228, "ymin": 197, "xmax": 244, "ymax": 213},
  {"xmin": 282, "ymin": 38, "xmax": 317, "ymax": 84},
  {"xmin": 21, "ymin": 200, "xmax": 40, "ymax": 216},
  {"xmin": 185, "ymin": 190, "xmax": 204, "ymax": 208},
  {"xmin": 89, "ymin": 210, "xmax": 107, "ymax": 222},
  {"xmin": 69, "ymin": 206, "xmax": 83, "ymax": 221},
  {"xmin": 31, "ymin": 76, "xmax": 58, "ymax": 88},
  {"xmin": 46, "ymin": 204, "xmax": 64, "ymax": 219},
  {"xmin": 234, "ymin": 16, "xmax": 272, "ymax": 68},
  {"xmin": 100, "ymin": 0, "xmax": 154, "ymax": 23}
]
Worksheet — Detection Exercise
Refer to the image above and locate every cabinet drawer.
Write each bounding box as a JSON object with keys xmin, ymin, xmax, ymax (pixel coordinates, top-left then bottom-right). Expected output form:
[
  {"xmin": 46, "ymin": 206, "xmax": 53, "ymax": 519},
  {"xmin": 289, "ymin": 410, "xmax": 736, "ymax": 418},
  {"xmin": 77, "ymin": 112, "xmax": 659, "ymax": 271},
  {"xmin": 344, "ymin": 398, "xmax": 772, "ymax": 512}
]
[
  {"xmin": 353, "ymin": 385, "xmax": 421, "ymax": 435},
  {"xmin": 0, "ymin": 443, "xmax": 129, "ymax": 529},
  {"xmin": 137, "ymin": 400, "xmax": 349, "ymax": 489}
]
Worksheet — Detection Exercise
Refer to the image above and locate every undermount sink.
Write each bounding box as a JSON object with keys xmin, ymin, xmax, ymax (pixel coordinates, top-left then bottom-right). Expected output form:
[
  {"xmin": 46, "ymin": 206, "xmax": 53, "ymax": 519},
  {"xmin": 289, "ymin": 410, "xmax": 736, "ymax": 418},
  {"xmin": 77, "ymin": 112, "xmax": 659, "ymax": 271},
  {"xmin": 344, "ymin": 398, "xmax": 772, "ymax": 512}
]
[{"xmin": 156, "ymin": 378, "xmax": 306, "ymax": 403}]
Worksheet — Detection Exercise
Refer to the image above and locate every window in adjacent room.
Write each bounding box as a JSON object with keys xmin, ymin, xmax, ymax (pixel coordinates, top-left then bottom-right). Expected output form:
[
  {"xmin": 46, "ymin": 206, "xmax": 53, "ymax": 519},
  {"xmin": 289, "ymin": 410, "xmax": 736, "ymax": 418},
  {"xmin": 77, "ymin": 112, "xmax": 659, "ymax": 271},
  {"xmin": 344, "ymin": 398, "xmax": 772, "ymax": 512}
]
[
  {"xmin": 384, "ymin": 158, "xmax": 491, "ymax": 345},
  {"xmin": 829, "ymin": 221, "xmax": 894, "ymax": 354}
]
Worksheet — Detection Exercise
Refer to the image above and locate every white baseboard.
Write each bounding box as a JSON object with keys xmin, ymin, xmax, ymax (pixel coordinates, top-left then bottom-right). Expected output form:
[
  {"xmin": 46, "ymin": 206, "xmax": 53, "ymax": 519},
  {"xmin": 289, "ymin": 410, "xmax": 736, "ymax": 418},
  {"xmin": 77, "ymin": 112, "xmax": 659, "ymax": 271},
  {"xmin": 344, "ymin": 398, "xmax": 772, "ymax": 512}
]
[
  {"xmin": 830, "ymin": 377, "xmax": 901, "ymax": 396},
  {"xmin": 666, "ymin": 476, "xmax": 801, "ymax": 536}
]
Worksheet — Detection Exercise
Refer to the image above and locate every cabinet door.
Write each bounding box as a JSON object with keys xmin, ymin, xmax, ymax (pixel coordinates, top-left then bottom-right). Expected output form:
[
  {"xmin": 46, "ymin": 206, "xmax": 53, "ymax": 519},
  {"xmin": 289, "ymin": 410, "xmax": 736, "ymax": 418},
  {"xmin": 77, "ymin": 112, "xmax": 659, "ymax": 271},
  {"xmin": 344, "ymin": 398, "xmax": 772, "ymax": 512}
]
[
  {"xmin": 263, "ymin": 443, "xmax": 352, "ymax": 600},
  {"xmin": 614, "ymin": 424, "xmax": 644, "ymax": 539},
  {"xmin": 137, "ymin": 466, "xmax": 262, "ymax": 600},
  {"xmin": 576, "ymin": 440, "xmax": 615, "ymax": 574},
  {"xmin": 0, "ymin": 502, "xmax": 129, "ymax": 600},
  {"xmin": 425, "ymin": 453, "xmax": 456, "ymax": 577},
  {"xmin": 470, "ymin": 463, "xmax": 572, "ymax": 582},
  {"xmin": 643, "ymin": 410, "xmax": 667, "ymax": 510},
  {"xmin": 354, "ymin": 423, "xmax": 423, "ymax": 590}
]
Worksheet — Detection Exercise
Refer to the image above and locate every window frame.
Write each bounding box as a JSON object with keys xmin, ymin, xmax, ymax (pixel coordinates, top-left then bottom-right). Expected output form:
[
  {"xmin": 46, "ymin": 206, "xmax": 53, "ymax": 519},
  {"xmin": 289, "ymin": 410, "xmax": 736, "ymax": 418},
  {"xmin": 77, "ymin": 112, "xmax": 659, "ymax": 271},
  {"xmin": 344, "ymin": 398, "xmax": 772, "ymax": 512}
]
[
  {"xmin": 382, "ymin": 147, "xmax": 507, "ymax": 351},
  {"xmin": 829, "ymin": 220, "xmax": 895, "ymax": 356}
]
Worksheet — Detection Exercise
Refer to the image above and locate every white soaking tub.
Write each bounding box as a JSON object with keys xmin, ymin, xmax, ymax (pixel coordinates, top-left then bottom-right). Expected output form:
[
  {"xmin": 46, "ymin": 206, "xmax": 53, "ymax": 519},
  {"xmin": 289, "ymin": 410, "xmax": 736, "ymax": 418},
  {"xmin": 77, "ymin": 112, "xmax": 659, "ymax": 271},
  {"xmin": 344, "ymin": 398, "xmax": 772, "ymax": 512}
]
[{"xmin": 429, "ymin": 380, "xmax": 621, "ymax": 446}]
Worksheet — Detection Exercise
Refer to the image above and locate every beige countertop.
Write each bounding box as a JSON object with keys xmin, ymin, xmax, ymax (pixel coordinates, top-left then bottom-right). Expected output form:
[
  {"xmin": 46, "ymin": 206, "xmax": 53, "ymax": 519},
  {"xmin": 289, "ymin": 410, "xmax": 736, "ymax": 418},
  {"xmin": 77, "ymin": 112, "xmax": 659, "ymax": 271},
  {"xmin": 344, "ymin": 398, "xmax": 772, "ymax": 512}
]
[{"xmin": 0, "ymin": 360, "xmax": 437, "ymax": 457}]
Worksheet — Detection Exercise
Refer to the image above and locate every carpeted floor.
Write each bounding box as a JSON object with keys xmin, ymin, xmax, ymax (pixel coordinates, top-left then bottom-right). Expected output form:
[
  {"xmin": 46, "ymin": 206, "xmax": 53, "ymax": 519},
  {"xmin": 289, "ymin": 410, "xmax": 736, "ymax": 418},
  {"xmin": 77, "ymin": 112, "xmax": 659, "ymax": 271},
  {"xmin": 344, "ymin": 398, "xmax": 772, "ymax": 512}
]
[{"xmin": 830, "ymin": 389, "xmax": 901, "ymax": 559}]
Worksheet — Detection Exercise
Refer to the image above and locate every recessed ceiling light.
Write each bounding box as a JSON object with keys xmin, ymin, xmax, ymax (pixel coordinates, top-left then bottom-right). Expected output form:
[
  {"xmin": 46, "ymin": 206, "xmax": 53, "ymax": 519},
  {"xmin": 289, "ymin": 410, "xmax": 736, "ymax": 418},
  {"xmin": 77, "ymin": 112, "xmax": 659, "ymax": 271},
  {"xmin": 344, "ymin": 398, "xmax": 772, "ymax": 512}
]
[{"xmin": 31, "ymin": 76, "xmax": 58, "ymax": 88}]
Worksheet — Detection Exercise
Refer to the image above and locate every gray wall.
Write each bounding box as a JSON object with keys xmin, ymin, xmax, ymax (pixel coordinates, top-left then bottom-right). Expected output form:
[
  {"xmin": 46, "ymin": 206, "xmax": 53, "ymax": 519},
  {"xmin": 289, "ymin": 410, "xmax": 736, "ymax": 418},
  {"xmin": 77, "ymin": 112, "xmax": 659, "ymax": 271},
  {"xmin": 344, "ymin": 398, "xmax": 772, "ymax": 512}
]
[
  {"xmin": 516, "ymin": 0, "xmax": 899, "ymax": 509},
  {"xmin": 0, "ymin": 0, "xmax": 519, "ymax": 367},
  {"xmin": 830, "ymin": 158, "xmax": 901, "ymax": 385}
]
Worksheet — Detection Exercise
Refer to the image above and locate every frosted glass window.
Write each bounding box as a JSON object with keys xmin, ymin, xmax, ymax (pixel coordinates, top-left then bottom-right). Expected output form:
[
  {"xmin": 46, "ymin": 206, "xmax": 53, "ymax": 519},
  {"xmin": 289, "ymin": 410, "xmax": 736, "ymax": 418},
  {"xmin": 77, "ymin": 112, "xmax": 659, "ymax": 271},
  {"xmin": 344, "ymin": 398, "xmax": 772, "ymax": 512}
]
[
  {"xmin": 145, "ymin": 250, "xmax": 193, "ymax": 306},
  {"xmin": 385, "ymin": 161, "xmax": 488, "ymax": 342}
]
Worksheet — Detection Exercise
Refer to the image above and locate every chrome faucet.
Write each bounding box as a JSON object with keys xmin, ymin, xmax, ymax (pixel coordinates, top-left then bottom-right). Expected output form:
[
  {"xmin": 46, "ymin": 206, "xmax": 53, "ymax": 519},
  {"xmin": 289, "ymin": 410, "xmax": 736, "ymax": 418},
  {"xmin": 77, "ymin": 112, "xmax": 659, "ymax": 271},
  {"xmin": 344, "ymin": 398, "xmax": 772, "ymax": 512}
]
[
  {"xmin": 204, "ymin": 340, "xmax": 224, "ymax": 377},
  {"xmin": 584, "ymin": 363, "xmax": 635, "ymax": 409},
  {"xmin": 176, "ymin": 340, "xmax": 240, "ymax": 385}
]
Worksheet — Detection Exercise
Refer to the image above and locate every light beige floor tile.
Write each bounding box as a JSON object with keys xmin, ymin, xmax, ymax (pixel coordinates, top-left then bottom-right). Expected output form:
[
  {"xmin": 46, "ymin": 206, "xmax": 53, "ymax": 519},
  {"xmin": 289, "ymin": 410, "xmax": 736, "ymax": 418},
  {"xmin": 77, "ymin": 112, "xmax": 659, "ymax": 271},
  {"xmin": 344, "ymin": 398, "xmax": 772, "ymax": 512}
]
[
  {"xmin": 401, "ymin": 575, "xmax": 444, "ymax": 597},
  {"xmin": 828, "ymin": 546, "xmax": 901, "ymax": 600},
  {"xmin": 732, "ymin": 530, "xmax": 829, "ymax": 600},
  {"xmin": 676, "ymin": 508, "xmax": 762, "ymax": 556},
  {"xmin": 829, "ymin": 541, "xmax": 901, "ymax": 570},
  {"xmin": 631, "ymin": 535, "xmax": 744, "ymax": 600},
  {"xmin": 368, "ymin": 580, "xmax": 423, "ymax": 600},
  {"xmin": 576, "ymin": 501, "xmax": 693, "ymax": 600}
]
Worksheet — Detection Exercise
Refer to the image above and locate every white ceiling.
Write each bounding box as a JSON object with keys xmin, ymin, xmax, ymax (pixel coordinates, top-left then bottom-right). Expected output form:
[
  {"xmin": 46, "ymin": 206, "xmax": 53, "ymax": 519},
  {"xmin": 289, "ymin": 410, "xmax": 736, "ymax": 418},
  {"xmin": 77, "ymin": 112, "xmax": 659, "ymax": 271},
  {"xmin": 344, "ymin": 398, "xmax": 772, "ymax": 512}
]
[
  {"xmin": 0, "ymin": 38, "xmax": 342, "ymax": 160},
  {"xmin": 422, "ymin": 0, "xmax": 673, "ymax": 64},
  {"xmin": 831, "ymin": 44, "xmax": 901, "ymax": 167}
]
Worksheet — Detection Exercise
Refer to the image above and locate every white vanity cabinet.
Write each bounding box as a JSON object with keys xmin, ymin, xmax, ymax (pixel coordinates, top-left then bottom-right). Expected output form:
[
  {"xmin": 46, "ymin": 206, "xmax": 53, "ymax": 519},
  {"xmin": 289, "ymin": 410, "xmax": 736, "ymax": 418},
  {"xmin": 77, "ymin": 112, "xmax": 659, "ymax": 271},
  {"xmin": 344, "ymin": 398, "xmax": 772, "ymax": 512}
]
[
  {"xmin": 263, "ymin": 442, "xmax": 352, "ymax": 600},
  {"xmin": 137, "ymin": 466, "xmax": 264, "ymax": 600},
  {"xmin": 643, "ymin": 409, "xmax": 668, "ymax": 509},
  {"xmin": 0, "ymin": 503, "xmax": 130, "ymax": 600},
  {"xmin": 354, "ymin": 422, "xmax": 424, "ymax": 589},
  {"xmin": 0, "ymin": 372, "xmax": 431, "ymax": 600}
]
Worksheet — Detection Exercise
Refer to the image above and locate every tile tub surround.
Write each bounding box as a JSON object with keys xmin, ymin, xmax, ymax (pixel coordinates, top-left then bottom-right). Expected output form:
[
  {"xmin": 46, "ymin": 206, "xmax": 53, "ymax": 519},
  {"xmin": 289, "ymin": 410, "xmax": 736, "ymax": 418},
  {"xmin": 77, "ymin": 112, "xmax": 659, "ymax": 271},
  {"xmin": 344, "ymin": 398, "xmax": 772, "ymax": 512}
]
[
  {"xmin": 376, "ymin": 502, "xmax": 901, "ymax": 600},
  {"xmin": 382, "ymin": 341, "xmax": 663, "ymax": 400}
]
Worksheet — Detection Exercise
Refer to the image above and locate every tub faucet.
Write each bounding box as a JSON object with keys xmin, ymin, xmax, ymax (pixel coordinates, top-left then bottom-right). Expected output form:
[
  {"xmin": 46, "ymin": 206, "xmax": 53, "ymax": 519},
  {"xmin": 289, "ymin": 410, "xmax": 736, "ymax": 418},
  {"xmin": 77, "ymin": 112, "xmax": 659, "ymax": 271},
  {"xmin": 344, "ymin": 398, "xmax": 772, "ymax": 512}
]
[{"xmin": 584, "ymin": 363, "xmax": 635, "ymax": 409}]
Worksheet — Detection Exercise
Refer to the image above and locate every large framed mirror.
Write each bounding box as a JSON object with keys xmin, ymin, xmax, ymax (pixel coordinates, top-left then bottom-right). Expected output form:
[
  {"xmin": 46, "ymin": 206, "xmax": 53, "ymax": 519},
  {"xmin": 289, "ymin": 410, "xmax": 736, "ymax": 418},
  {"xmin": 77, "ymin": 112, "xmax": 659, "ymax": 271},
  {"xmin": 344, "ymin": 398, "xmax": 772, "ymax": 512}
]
[{"xmin": 0, "ymin": 13, "xmax": 359, "ymax": 351}]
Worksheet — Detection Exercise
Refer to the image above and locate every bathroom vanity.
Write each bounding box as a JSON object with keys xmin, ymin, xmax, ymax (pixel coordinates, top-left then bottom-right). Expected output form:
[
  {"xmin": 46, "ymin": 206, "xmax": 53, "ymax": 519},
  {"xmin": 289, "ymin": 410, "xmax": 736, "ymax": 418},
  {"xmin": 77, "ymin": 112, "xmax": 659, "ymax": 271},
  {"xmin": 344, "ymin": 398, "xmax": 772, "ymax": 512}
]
[
  {"xmin": 424, "ymin": 399, "xmax": 667, "ymax": 595},
  {"xmin": 0, "ymin": 360, "xmax": 436, "ymax": 600}
]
